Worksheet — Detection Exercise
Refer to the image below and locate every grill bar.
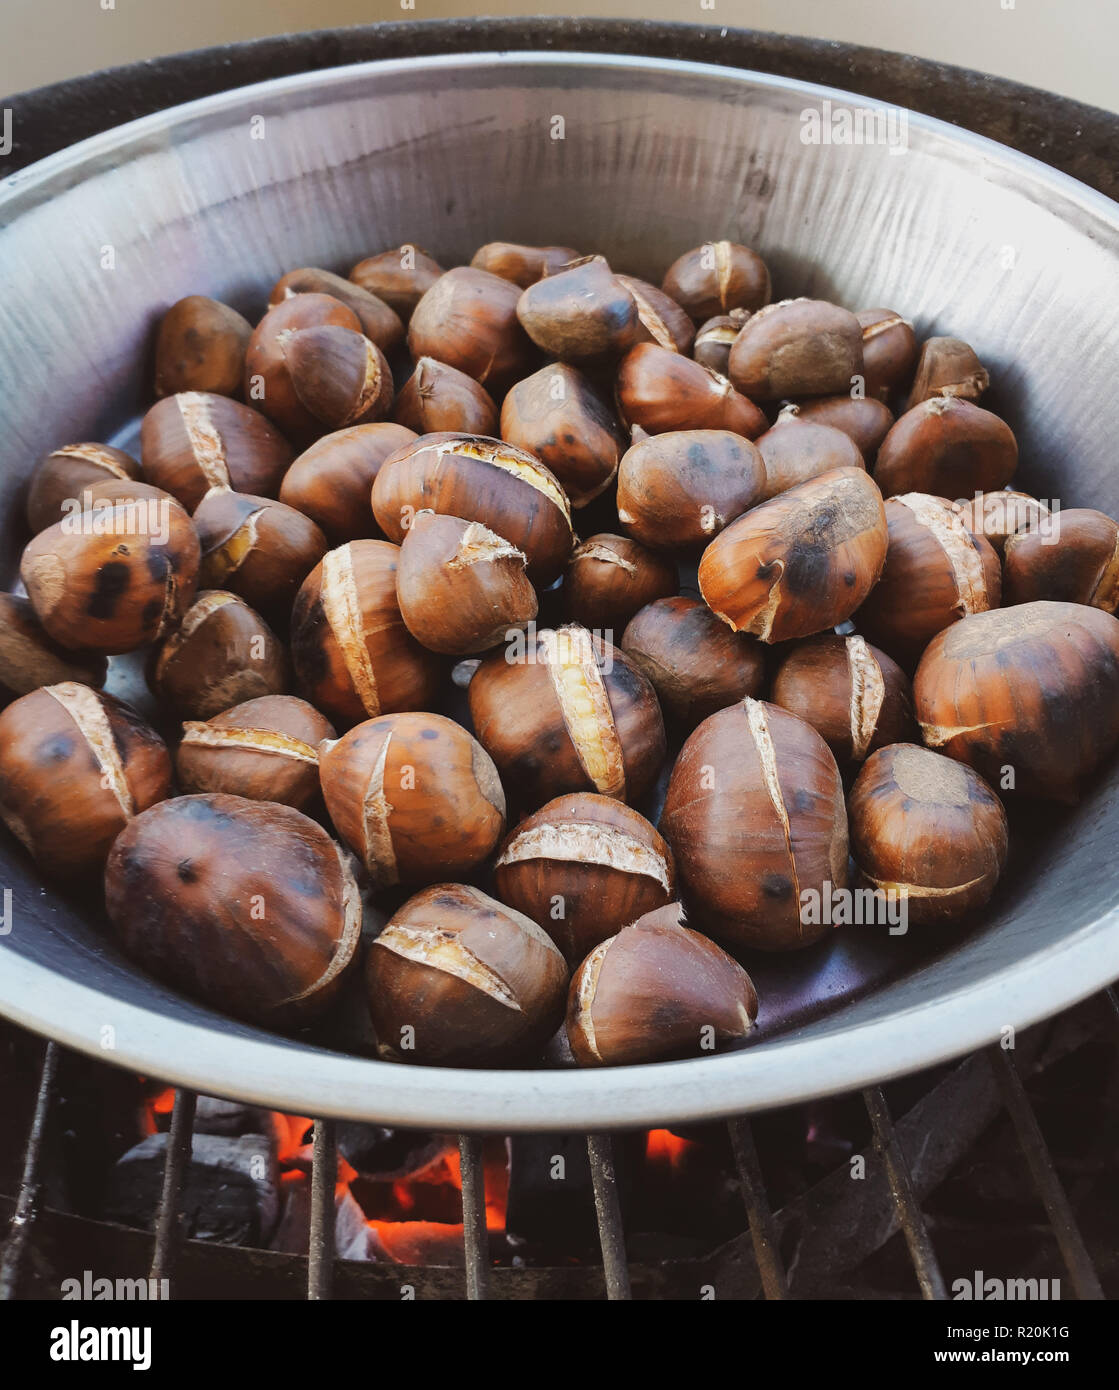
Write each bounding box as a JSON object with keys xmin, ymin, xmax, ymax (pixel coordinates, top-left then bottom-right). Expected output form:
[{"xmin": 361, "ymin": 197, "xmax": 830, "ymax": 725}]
[
  {"xmin": 586, "ymin": 1133, "xmax": 631, "ymax": 1300},
  {"xmin": 727, "ymin": 1116, "xmax": 789, "ymax": 1299},
  {"xmin": 862, "ymin": 1085, "xmax": 947, "ymax": 1300},
  {"xmin": 458, "ymin": 1134, "xmax": 490, "ymax": 1301},
  {"xmin": 0, "ymin": 1040, "xmax": 59, "ymax": 1301},
  {"xmin": 308, "ymin": 1119, "xmax": 338, "ymax": 1301},
  {"xmin": 986, "ymin": 1044, "xmax": 1104, "ymax": 1300},
  {"xmin": 149, "ymin": 1088, "xmax": 197, "ymax": 1287}
]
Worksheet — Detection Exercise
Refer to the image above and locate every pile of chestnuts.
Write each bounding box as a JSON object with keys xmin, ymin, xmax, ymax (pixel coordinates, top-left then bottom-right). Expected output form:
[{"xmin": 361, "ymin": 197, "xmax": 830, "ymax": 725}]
[{"xmin": 3, "ymin": 236, "xmax": 1118, "ymax": 1074}]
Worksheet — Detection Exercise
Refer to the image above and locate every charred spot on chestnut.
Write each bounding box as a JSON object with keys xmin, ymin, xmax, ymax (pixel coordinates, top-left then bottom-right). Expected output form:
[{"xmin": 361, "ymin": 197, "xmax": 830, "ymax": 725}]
[
  {"xmin": 874, "ymin": 398, "xmax": 1017, "ymax": 499},
  {"xmin": 659, "ymin": 698, "xmax": 849, "ymax": 952},
  {"xmin": 365, "ymin": 883, "xmax": 568, "ymax": 1066},
  {"xmin": 0, "ymin": 593, "xmax": 107, "ymax": 708},
  {"xmin": 0, "ymin": 683, "xmax": 171, "ymax": 876},
  {"xmin": 616, "ymin": 342, "xmax": 767, "ymax": 438},
  {"xmin": 755, "ymin": 404, "xmax": 866, "ymax": 501},
  {"xmin": 320, "ymin": 711, "xmax": 505, "ymax": 887},
  {"xmin": 566, "ymin": 904, "xmax": 758, "ymax": 1067},
  {"xmin": 1002, "ymin": 508, "xmax": 1119, "ymax": 613},
  {"xmin": 407, "ymin": 266, "xmax": 533, "ymax": 393},
  {"xmin": 25, "ymin": 443, "xmax": 142, "ymax": 536},
  {"xmin": 153, "ymin": 296, "xmax": 253, "ymax": 400},
  {"xmin": 563, "ymin": 534, "xmax": 677, "ymax": 636},
  {"xmin": 279, "ymin": 422, "xmax": 418, "ymax": 546},
  {"xmin": 516, "ymin": 255, "xmax": 641, "ymax": 362},
  {"xmin": 104, "ymin": 793, "xmax": 362, "ymax": 1027},
  {"xmin": 728, "ymin": 298, "xmax": 864, "ymax": 402},
  {"xmin": 661, "ymin": 241, "xmax": 771, "ymax": 321}
]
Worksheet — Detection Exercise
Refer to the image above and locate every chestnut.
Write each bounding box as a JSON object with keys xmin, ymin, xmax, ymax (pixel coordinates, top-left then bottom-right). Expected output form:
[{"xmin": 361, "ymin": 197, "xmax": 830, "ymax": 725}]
[
  {"xmin": 153, "ymin": 295, "xmax": 253, "ymax": 399},
  {"xmin": 104, "ymin": 793, "xmax": 362, "ymax": 1027},
  {"xmin": 267, "ymin": 266, "xmax": 404, "ymax": 353},
  {"xmin": 659, "ymin": 697, "xmax": 849, "ymax": 952},
  {"xmin": 616, "ymin": 429, "xmax": 765, "ymax": 554},
  {"xmin": 953, "ymin": 490, "xmax": 1049, "ymax": 556},
  {"xmin": 407, "ymin": 266, "xmax": 532, "ymax": 392},
  {"xmin": 516, "ymin": 255, "xmax": 640, "ymax": 362},
  {"xmin": 755, "ymin": 404, "xmax": 866, "ymax": 501},
  {"xmin": 498, "ymin": 363, "xmax": 625, "ymax": 508},
  {"xmin": 848, "ymin": 743, "xmax": 1008, "ymax": 924},
  {"xmin": 728, "ymin": 298, "xmax": 864, "ymax": 402},
  {"xmin": 563, "ymin": 534, "xmax": 677, "ymax": 636},
  {"xmin": 176, "ymin": 695, "xmax": 334, "ymax": 810},
  {"xmin": 697, "ymin": 467, "xmax": 888, "ymax": 643},
  {"xmin": 616, "ymin": 343, "xmax": 767, "ymax": 438},
  {"xmin": 349, "ymin": 246, "xmax": 445, "ymax": 321},
  {"xmin": 914, "ymin": 601, "xmax": 1119, "ymax": 802},
  {"xmin": 20, "ymin": 495, "xmax": 200, "ymax": 654},
  {"xmin": 396, "ymin": 510, "xmax": 538, "ymax": 655},
  {"xmin": 280, "ymin": 325, "xmax": 394, "ymax": 432},
  {"xmin": 0, "ymin": 593, "xmax": 107, "ymax": 707},
  {"xmin": 25, "ymin": 443, "xmax": 141, "ymax": 536},
  {"xmin": 855, "ymin": 493, "xmax": 1001, "ymax": 670},
  {"xmin": 566, "ymin": 904, "xmax": 758, "ymax": 1066},
  {"xmin": 366, "ymin": 883, "xmax": 568, "ymax": 1066},
  {"xmin": 393, "ymin": 357, "xmax": 498, "ymax": 436},
  {"xmin": 147, "ymin": 591, "xmax": 287, "ymax": 719},
  {"xmin": 856, "ymin": 308, "xmax": 918, "ymax": 402},
  {"xmin": 874, "ymin": 398, "xmax": 1018, "ymax": 498},
  {"xmin": 467, "ymin": 624, "xmax": 666, "ymax": 810},
  {"xmin": 193, "ymin": 489, "xmax": 328, "ymax": 627},
  {"xmin": 470, "ymin": 242, "xmax": 579, "ymax": 288},
  {"xmin": 319, "ymin": 711, "xmax": 506, "ymax": 887},
  {"xmin": 906, "ymin": 335, "xmax": 989, "ymax": 409},
  {"xmin": 493, "ymin": 793, "xmax": 675, "ymax": 965},
  {"xmin": 661, "ymin": 241, "xmax": 771, "ymax": 321},
  {"xmin": 691, "ymin": 309, "xmax": 749, "ymax": 375},
  {"xmin": 278, "ymin": 422, "xmax": 418, "ymax": 545},
  {"xmin": 140, "ymin": 392, "xmax": 295, "ymax": 511},
  {"xmin": 617, "ymin": 275, "xmax": 695, "ymax": 355},
  {"xmin": 290, "ymin": 539, "xmax": 442, "ymax": 727},
  {"xmin": 771, "ymin": 633, "xmax": 915, "ymax": 765},
  {"xmin": 792, "ymin": 395, "xmax": 895, "ymax": 466},
  {"xmin": 1003, "ymin": 508, "xmax": 1119, "ymax": 612},
  {"xmin": 371, "ymin": 432, "xmax": 574, "ymax": 585},
  {"xmin": 620, "ymin": 595, "xmax": 766, "ymax": 731},
  {"xmin": 0, "ymin": 683, "xmax": 171, "ymax": 875}
]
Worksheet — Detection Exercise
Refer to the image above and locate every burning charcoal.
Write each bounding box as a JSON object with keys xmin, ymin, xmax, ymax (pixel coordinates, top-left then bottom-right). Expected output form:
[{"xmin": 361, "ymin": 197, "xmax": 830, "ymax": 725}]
[
  {"xmin": 104, "ymin": 1133, "xmax": 279, "ymax": 1246},
  {"xmin": 270, "ymin": 1177, "xmax": 377, "ymax": 1261},
  {"xmin": 335, "ymin": 1123, "xmax": 451, "ymax": 1181}
]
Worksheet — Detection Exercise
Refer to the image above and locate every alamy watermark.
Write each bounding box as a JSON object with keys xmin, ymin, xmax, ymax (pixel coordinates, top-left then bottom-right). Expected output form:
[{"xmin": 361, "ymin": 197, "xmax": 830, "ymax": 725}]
[
  {"xmin": 800, "ymin": 99, "xmax": 908, "ymax": 155},
  {"xmin": 801, "ymin": 880, "xmax": 908, "ymax": 935},
  {"xmin": 60, "ymin": 490, "xmax": 171, "ymax": 546},
  {"xmin": 503, "ymin": 623, "xmax": 615, "ymax": 672},
  {"xmin": 0, "ymin": 109, "xmax": 12, "ymax": 157}
]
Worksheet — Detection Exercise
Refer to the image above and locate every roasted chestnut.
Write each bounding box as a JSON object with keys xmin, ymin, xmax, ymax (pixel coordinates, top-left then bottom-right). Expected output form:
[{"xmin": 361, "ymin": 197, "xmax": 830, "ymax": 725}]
[
  {"xmin": 371, "ymin": 432, "xmax": 574, "ymax": 585},
  {"xmin": 176, "ymin": 695, "xmax": 335, "ymax": 810},
  {"xmin": 494, "ymin": 793, "xmax": 675, "ymax": 965},
  {"xmin": 407, "ymin": 266, "xmax": 532, "ymax": 392},
  {"xmin": 517, "ymin": 255, "xmax": 641, "ymax": 362},
  {"xmin": 0, "ymin": 593, "xmax": 107, "ymax": 707},
  {"xmin": 697, "ymin": 467, "xmax": 888, "ymax": 642},
  {"xmin": 148, "ymin": 590, "xmax": 287, "ymax": 719},
  {"xmin": 856, "ymin": 308, "xmax": 918, "ymax": 401},
  {"xmin": 914, "ymin": 601, "xmax": 1119, "ymax": 801},
  {"xmin": 467, "ymin": 625, "xmax": 666, "ymax": 810},
  {"xmin": 25, "ymin": 443, "xmax": 142, "ymax": 536},
  {"xmin": 278, "ymin": 422, "xmax": 418, "ymax": 545},
  {"xmin": 855, "ymin": 493, "xmax": 1002, "ymax": 670},
  {"xmin": 617, "ymin": 275, "xmax": 695, "ymax": 354},
  {"xmin": 691, "ymin": 309, "xmax": 749, "ymax": 375},
  {"xmin": 661, "ymin": 241, "xmax": 771, "ymax": 321},
  {"xmin": 566, "ymin": 904, "xmax": 758, "ymax": 1066},
  {"xmin": 0, "ymin": 684, "xmax": 171, "ymax": 875},
  {"xmin": 393, "ymin": 356, "xmax": 498, "ymax": 436},
  {"xmin": 728, "ymin": 298, "xmax": 864, "ymax": 402},
  {"xmin": 906, "ymin": 336, "xmax": 990, "ymax": 409},
  {"xmin": 659, "ymin": 697, "xmax": 849, "ymax": 951},
  {"xmin": 953, "ymin": 490, "xmax": 1049, "ymax": 555},
  {"xmin": 470, "ymin": 242, "xmax": 579, "ymax": 288},
  {"xmin": 1002, "ymin": 508, "xmax": 1119, "ymax": 613},
  {"xmin": 616, "ymin": 343, "xmax": 767, "ymax": 437},
  {"xmin": 875, "ymin": 398, "xmax": 1018, "ymax": 498},
  {"xmin": 290, "ymin": 539, "xmax": 442, "ymax": 727},
  {"xmin": 279, "ymin": 325, "xmax": 394, "ymax": 432},
  {"xmin": 396, "ymin": 510, "xmax": 538, "ymax": 655},
  {"xmin": 105, "ymin": 793, "xmax": 362, "ymax": 1026},
  {"xmin": 771, "ymin": 633, "xmax": 915, "ymax": 765},
  {"xmin": 349, "ymin": 246, "xmax": 445, "ymax": 321},
  {"xmin": 20, "ymin": 494, "xmax": 200, "ymax": 654},
  {"xmin": 153, "ymin": 295, "xmax": 253, "ymax": 399},
  {"xmin": 563, "ymin": 534, "xmax": 677, "ymax": 636},
  {"xmin": 267, "ymin": 266, "xmax": 404, "ymax": 353},
  {"xmin": 140, "ymin": 392, "xmax": 295, "ymax": 511},
  {"xmin": 498, "ymin": 363, "xmax": 625, "ymax": 507},
  {"xmin": 365, "ymin": 883, "xmax": 568, "ymax": 1066},
  {"xmin": 791, "ymin": 394, "xmax": 895, "ymax": 466},
  {"xmin": 755, "ymin": 404, "xmax": 866, "ymax": 501},
  {"xmin": 620, "ymin": 595, "xmax": 766, "ymax": 731},
  {"xmin": 319, "ymin": 711, "xmax": 506, "ymax": 886}
]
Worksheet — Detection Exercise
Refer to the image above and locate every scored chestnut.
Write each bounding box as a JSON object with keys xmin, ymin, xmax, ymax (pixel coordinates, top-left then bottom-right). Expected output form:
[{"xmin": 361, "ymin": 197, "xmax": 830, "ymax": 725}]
[
  {"xmin": 0, "ymin": 683, "xmax": 171, "ymax": 876},
  {"xmin": 153, "ymin": 295, "xmax": 253, "ymax": 399},
  {"xmin": 792, "ymin": 395, "xmax": 895, "ymax": 466},
  {"xmin": 349, "ymin": 245, "xmax": 445, "ymax": 321},
  {"xmin": 755, "ymin": 404, "xmax": 866, "ymax": 501},
  {"xmin": 953, "ymin": 490, "xmax": 1049, "ymax": 555},
  {"xmin": 1002, "ymin": 508, "xmax": 1119, "ymax": 613},
  {"xmin": 470, "ymin": 242, "xmax": 579, "ymax": 288},
  {"xmin": 849, "ymin": 744, "xmax": 1008, "ymax": 925},
  {"xmin": 516, "ymin": 255, "xmax": 640, "ymax": 363},
  {"xmin": 566, "ymin": 904, "xmax": 758, "ymax": 1067},
  {"xmin": 365, "ymin": 883, "xmax": 568, "ymax": 1066},
  {"xmin": 856, "ymin": 308, "xmax": 918, "ymax": 401},
  {"xmin": 105, "ymin": 793, "xmax": 362, "ymax": 1027},
  {"xmin": 659, "ymin": 697, "xmax": 849, "ymax": 952},
  {"xmin": 494, "ymin": 793, "xmax": 675, "ymax": 965},
  {"xmin": 0, "ymin": 593, "xmax": 107, "ymax": 708},
  {"xmin": 906, "ymin": 335, "xmax": 989, "ymax": 408},
  {"xmin": 661, "ymin": 241, "xmax": 771, "ymax": 321},
  {"xmin": 562, "ymin": 533, "xmax": 677, "ymax": 636},
  {"xmin": 393, "ymin": 357, "xmax": 498, "ymax": 436},
  {"xmin": 319, "ymin": 711, "xmax": 506, "ymax": 887},
  {"xmin": 407, "ymin": 266, "xmax": 533, "ymax": 392},
  {"xmin": 617, "ymin": 274, "xmax": 695, "ymax": 354},
  {"xmin": 268, "ymin": 266, "xmax": 404, "ymax": 353},
  {"xmin": 616, "ymin": 342, "xmax": 767, "ymax": 438},
  {"xmin": 728, "ymin": 298, "xmax": 864, "ymax": 401},
  {"xmin": 280, "ymin": 324, "xmax": 394, "ymax": 432},
  {"xmin": 278, "ymin": 422, "xmax": 418, "ymax": 545},
  {"xmin": 874, "ymin": 397, "xmax": 1018, "ymax": 498},
  {"xmin": 691, "ymin": 309, "xmax": 749, "ymax": 375},
  {"xmin": 25, "ymin": 443, "xmax": 141, "ymax": 536}
]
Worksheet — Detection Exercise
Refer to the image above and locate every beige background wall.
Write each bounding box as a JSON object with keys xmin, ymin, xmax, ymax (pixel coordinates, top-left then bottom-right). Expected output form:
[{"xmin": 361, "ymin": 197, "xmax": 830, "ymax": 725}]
[{"xmin": 3, "ymin": 0, "xmax": 1117, "ymax": 114}]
